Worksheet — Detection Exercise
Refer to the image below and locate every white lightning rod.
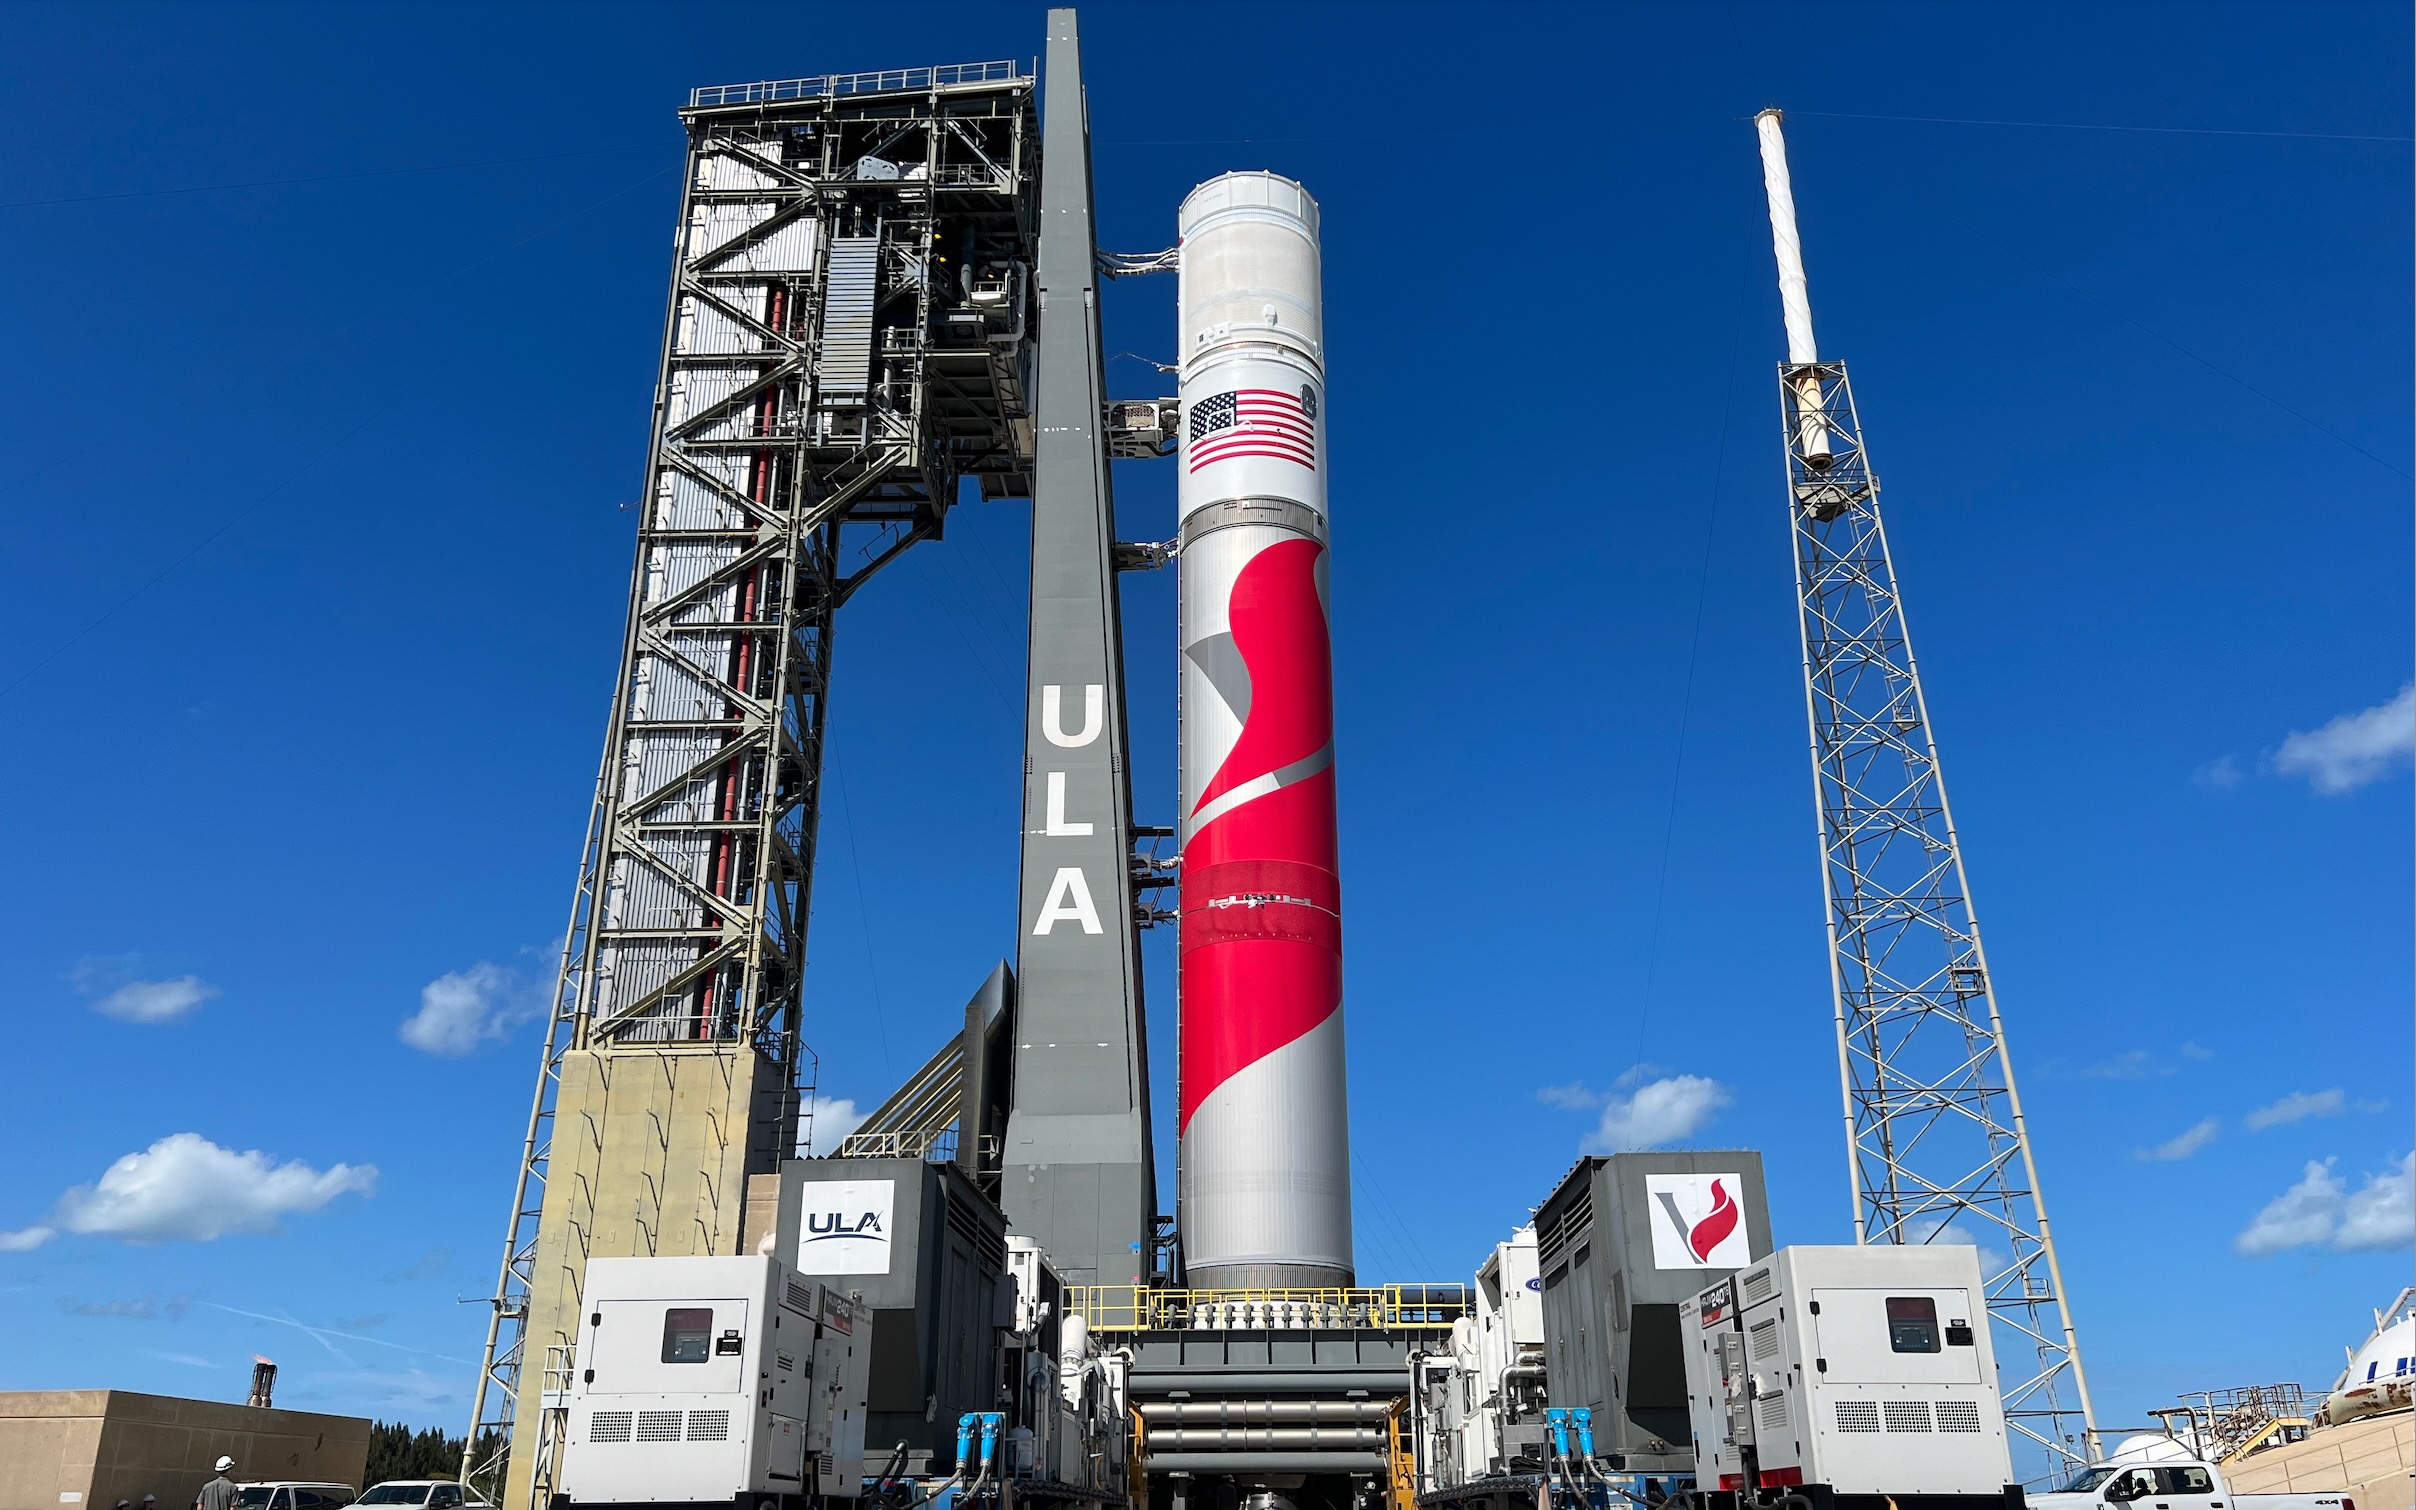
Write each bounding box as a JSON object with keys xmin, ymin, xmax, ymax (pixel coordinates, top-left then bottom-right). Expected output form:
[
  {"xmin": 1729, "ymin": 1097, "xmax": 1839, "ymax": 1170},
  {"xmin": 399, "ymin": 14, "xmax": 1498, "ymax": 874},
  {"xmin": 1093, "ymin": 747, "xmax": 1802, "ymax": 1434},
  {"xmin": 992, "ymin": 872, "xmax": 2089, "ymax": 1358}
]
[{"xmin": 1755, "ymin": 108, "xmax": 1832, "ymax": 467}]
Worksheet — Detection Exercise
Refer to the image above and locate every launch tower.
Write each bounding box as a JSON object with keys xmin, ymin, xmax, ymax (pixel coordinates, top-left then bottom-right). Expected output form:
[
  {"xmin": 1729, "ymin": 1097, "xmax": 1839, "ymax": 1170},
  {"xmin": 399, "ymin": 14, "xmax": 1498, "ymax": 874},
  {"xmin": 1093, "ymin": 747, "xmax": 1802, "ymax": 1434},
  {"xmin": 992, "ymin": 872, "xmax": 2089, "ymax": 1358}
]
[
  {"xmin": 464, "ymin": 61, "xmax": 1046, "ymax": 1510},
  {"xmin": 1755, "ymin": 110, "xmax": 2099, "ymax": 1476}
]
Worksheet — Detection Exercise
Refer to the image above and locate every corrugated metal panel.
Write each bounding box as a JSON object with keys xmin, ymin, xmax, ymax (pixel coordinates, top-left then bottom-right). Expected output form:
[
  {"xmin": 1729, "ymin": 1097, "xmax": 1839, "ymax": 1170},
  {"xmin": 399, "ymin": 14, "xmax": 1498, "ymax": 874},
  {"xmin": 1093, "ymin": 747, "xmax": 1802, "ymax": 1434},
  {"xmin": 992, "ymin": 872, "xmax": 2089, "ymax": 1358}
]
[
  {"xmin": 656, "ymin": 470, "xmax": 751, "ymax": 532},
  {"xmin": 698, "ymin": 139, "xmax": 781, "ymax": 192},
  {"xmin": 818, "ymin": 236, "xmax": 878, "ymax": 395},
  {"xmin": 715, "ymin": 216, "xmax": 818, "ymax": 275},
  {"xmin": 686, "ymin": 141, "xmax": 813, "ymax": 272},
  {"xmin": 676, "ymin": 293, "xmax": 762, "ymax": 356},
  {"xmin": 690, "ymin": 202, "xmax": 775, "ymax": 262},
  {"xmin": 667, "ymin": 367, "xmax": 760, "ymax": 440},
  {"xmin": 651, "ymin": 541, "xmax": 739, "ymax": 606}
]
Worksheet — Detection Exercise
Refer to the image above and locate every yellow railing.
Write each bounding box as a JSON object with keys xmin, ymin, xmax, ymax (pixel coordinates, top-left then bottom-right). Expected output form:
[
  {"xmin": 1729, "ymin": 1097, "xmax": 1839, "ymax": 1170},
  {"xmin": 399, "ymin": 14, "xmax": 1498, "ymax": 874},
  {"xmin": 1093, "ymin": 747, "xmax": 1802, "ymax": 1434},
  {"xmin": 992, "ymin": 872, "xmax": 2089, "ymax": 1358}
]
[{"xmin": 1064, "ymin": 1284, "xmax": 1469, "ymax": 1332}]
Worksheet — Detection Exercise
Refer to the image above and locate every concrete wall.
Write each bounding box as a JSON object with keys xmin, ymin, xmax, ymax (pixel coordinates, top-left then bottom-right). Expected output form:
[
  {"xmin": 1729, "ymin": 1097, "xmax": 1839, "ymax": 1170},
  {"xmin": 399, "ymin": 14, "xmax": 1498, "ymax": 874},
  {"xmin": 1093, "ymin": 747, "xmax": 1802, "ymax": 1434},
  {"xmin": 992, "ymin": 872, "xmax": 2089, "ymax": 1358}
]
[
  {"xmin": 2227, "ymin": 1412, "xmax": 2415, "ymax": 1510},
  {"xmin": 0, "ymin": 1392, "xmax": 369, "ymax": 1510}
]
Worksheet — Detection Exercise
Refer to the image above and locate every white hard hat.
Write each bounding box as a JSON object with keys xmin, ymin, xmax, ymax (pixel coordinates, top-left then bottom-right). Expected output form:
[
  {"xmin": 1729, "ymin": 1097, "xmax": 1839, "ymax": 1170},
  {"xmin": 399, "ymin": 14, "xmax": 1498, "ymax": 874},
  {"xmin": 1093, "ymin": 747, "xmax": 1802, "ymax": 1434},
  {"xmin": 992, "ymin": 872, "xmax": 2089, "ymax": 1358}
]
[{"xmin": 215, "ymin": 1458, "xmax": 235, "ymax": 1473}]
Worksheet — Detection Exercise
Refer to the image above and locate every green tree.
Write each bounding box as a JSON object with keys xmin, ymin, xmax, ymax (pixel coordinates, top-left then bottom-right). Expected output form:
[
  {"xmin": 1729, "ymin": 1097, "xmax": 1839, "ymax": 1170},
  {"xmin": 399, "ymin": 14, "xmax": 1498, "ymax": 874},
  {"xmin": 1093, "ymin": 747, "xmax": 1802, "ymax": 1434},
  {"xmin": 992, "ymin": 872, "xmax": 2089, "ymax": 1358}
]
[{"xmin": 363, "ymin": 1423, "xmax": 464, "ymax": 1485}]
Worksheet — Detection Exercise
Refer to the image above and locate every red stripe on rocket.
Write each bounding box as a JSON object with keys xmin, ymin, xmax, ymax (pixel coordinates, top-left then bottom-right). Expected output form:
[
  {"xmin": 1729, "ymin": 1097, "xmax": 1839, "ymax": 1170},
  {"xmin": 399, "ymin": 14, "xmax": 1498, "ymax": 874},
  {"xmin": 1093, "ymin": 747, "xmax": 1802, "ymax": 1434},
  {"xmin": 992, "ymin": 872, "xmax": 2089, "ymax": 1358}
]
[{"xmin": 1179, "ymin": 537, "xmax": 1340, "ymax": 1128}]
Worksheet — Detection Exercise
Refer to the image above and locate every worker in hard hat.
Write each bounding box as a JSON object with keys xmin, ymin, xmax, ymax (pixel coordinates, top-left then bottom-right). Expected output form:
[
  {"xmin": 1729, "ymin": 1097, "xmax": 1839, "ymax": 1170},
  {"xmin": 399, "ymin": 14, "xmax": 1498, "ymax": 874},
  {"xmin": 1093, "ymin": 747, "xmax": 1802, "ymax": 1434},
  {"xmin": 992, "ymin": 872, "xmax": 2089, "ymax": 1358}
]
[{"xmin": 194, "ymin": 1458, "xmax": 238, "ymax": 1510}]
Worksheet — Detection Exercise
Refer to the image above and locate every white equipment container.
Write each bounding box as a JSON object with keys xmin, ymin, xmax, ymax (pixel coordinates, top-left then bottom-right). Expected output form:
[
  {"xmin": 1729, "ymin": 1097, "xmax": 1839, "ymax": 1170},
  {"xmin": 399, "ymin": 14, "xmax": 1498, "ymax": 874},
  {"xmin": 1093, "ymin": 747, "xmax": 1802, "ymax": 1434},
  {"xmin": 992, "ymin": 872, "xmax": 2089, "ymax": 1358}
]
[
  {"xmin": 557, "ymin": 1255, "xmax": 869, "ymax": 1508},
  {"xmin": 1681, "ymin": 1245, "xmax": 2017, "ymax": 1506},
  {"xmin": 1428, "ymin": 1227, "xmax": 1549, "ymax": 1489}
]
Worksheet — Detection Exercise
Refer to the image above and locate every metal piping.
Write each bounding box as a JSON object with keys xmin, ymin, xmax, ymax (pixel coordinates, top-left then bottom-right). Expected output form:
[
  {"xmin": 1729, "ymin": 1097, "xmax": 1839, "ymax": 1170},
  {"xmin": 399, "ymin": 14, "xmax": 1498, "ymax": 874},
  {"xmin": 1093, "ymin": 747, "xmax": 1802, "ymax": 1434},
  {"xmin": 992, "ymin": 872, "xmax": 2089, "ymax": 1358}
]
[
  {"xmin": 1126, "ymin": 1372, "xmax": 1405, "ymax": 1393},
  {"xmin": 1146, "ymin": 1425, "xmax": 1387, "ymax": 1449},
  {"xmin": 1143, "ymin": 1452, "xmax": 1388, "ymax": 1473},
  {"xmin": 1139, "ymin": 1399, "xmax": 1390, "ymax": 1422}
]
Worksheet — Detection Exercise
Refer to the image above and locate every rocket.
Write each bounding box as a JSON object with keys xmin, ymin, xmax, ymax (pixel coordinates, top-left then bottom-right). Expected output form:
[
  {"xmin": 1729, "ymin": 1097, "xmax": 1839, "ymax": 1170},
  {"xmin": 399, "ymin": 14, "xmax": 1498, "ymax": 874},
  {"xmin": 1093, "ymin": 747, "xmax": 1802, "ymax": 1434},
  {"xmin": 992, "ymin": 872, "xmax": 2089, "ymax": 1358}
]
[{"xmin": 1174, "ymin": 172, "xmax": 1352, "ymax": 1291}]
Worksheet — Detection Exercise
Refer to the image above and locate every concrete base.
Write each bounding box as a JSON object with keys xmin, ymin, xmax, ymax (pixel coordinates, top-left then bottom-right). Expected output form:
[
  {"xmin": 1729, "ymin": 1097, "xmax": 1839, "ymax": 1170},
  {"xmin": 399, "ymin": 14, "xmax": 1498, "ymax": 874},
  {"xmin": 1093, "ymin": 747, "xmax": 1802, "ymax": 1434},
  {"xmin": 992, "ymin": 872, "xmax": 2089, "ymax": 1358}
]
[
  {"xmin": 0, "ymin": 1390, "xmax": 369, "ymax": 1510},
  {"xmin": 2226, "ymin": 1412, "xmax": 2414, "ymax": 1510}
]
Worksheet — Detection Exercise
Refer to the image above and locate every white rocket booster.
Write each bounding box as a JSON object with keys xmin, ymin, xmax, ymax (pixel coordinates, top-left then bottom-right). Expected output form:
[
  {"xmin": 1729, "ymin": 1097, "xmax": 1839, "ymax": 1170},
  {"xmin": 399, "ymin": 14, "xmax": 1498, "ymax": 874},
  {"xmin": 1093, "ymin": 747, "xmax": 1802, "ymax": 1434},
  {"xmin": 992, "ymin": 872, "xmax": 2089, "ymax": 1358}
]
[{"xmin": 1173, "ymin": 172, "xmax": 1352, "ymax": 1291}]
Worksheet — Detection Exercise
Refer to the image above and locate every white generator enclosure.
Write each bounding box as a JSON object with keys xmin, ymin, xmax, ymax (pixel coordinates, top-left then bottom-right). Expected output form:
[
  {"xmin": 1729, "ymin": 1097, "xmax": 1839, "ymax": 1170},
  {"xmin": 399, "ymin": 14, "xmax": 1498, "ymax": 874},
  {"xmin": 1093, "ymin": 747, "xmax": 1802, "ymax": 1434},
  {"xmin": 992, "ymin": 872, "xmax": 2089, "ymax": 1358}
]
[
  {"xmin": 558, "ymin": 1256, "xmax": 870, "ymax": 1508},
  {"xmin": 1680, "ymin": 1246, "xmax": 2018, "ymax": 1509},
  {"xmin": 1426, "ymin": 1226, "xmax": 1549, "ymax": 1490}
]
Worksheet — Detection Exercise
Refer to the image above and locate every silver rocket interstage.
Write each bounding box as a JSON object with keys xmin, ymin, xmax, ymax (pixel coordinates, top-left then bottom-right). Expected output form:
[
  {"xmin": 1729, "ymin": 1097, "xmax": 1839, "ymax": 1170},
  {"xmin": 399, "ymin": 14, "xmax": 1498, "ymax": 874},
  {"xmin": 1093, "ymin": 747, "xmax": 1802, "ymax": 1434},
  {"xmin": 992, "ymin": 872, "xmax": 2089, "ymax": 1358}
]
[{"xmin": 1173, "ymin": 172, "xmax": 1353, "ymax": 1291}]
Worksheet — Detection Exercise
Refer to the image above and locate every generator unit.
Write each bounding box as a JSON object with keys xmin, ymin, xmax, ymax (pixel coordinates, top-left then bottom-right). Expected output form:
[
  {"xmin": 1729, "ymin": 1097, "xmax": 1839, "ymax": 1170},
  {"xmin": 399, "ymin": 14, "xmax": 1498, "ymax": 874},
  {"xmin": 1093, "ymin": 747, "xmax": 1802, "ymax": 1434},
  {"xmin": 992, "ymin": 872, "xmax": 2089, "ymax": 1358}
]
[
  {"xmin": 1536, "ymin": 1153, "xmax": 1773, "ymax": 1475},
  {"xmin": 781, "ymin": 1157, "xmax": 1012, "ymax": 1475},
  {"xmin": 555, "ymin": 1255, "xmax": 870, "ymax": 1510},
  {"xmin": 1003, "ymin": 1235, "xmax": 1129, "ymax": 1494},
  {"xmin": 1422, "ymin": 1226, "xmax": 1549, "ymax": 1492},
  {"xmin": 1679, "ymin": 1245, "xmax": 2018, "ymax": 1510}
]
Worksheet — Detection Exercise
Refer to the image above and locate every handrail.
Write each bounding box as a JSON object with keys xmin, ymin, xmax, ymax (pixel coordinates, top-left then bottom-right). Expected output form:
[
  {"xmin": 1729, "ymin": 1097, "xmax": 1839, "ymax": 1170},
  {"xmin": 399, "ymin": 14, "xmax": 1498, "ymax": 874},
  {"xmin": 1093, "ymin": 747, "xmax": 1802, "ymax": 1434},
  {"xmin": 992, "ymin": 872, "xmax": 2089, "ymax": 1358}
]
[
  {"xmin": 832, "ymin": 1127, "xmax": 1004, "ymax": 1164},
  {"xmin": 1065, "ymin": 1283, "xmax": 1472, "ymax": 1332},
  {"xmin": 691, "ymin": 60, "xmax": 1027, "ymax": 108}
]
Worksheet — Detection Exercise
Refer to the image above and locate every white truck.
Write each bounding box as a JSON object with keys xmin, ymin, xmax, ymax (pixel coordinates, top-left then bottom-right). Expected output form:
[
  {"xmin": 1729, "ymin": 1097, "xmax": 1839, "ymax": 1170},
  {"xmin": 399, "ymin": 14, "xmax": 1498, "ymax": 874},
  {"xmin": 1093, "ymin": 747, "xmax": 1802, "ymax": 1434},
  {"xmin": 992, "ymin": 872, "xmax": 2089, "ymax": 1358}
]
[{"xmin": 2032, "ymin": 1459, "xmax": 2358, "ymax": 1510}]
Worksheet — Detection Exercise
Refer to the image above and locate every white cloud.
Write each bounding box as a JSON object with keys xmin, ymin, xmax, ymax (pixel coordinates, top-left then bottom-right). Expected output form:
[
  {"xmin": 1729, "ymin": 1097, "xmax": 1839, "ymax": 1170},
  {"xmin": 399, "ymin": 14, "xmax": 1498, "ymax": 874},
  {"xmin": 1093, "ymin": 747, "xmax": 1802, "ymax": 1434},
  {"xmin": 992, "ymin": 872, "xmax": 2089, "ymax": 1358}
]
[
  {"xmin": 2337, "ymin": 1153, "xmax": 2415, "ymax": 1251},
  {"xmin": 799, "ymin": 1096, "xmax": 867, "ymax": 1156},
  {"xmin": 1907, "ymin": 1214, "xmax": 2010, "ymax": 1284},
  {"xmin": 2236, "ymin": 1161, "xmax": 2346, "ymax": 1256},
  {"xmin": 200, "ymin": 1302, "xmax": 468, "ymax": 1367},
  {"xmin": 1535, "ymin": 1083, "xmax": 1602, "ymax": 1111},
  {"xmin": 2082, "ymin": 1048, "xmax": 2173, "ymax": 1080},
  {"xmin": 2247, "ymin": 1089, "xmax": 2347, "ymax": 1130},
  {"xmin": 95, "ymin": 976, "xmax": 218, "ymax": 1023},
  {"xmin": 399, "ymin": 963, "xmax": 529, "ymax": 1056},
  {"xmin": 2274, "ymin": 684, "xmax": 2415, "ymax": 794},
  {"xmin": 0, "ymin": 1134, "xmax": 375, "ymax": 1250},
  {"xmin": 313, "ymin": 1367, "xmax": 457, "ymax": 1412},
  {"xmin": 61, "ymin": 1293, "xmax": 191, "ymax": 1319},
  {"xmin": 2137, "ymin": 1118, "xmax": 2220, "ymax": 1162},
  {"xmin": 1581, "ymin": 1074, "xmax": 1732, "ymax": 1153},
  {"xmin": 71, "ymin": 957, "xmax": 217, "ymax": 1024},
  {"xmin": 2236, "ymin": 1153, "xmax": 2415, "ymax": 1255}
]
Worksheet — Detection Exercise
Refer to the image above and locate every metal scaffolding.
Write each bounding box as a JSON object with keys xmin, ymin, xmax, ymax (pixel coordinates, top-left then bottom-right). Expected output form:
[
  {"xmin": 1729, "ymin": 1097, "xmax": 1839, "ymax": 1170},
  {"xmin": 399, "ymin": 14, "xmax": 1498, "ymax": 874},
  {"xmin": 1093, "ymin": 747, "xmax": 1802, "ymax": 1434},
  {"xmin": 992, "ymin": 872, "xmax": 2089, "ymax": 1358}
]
[
  {"xmin": 1780, "ymin": 361, "xmax": 2099, "ymax": 1479},
  {"xmin": 462, "ymin": 62, "xmax": 1039, "ymax": 1510}
]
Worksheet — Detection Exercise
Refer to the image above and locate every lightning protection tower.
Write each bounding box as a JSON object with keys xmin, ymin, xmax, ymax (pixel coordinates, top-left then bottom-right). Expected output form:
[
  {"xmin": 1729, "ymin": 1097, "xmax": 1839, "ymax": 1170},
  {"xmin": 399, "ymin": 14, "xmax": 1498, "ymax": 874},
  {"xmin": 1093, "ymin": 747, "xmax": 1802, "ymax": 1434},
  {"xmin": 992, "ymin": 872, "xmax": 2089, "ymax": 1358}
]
[{"xmin": 1753, "ymin": 110, "xmax": 2099, "ymax": 1478}]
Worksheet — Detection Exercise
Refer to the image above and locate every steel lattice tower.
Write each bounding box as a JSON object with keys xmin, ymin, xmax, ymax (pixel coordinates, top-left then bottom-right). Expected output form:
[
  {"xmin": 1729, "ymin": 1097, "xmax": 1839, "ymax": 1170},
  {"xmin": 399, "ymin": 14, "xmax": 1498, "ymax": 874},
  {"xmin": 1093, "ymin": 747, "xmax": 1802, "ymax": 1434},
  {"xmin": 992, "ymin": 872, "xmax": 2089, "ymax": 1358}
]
[
  {"xmin": 1757, "ymin": 110, "xmax": 2099, "ymax": 1478},
  {"xmin": 463, "ymin": 63, "xmax": 1041, "ymax": 1510}
]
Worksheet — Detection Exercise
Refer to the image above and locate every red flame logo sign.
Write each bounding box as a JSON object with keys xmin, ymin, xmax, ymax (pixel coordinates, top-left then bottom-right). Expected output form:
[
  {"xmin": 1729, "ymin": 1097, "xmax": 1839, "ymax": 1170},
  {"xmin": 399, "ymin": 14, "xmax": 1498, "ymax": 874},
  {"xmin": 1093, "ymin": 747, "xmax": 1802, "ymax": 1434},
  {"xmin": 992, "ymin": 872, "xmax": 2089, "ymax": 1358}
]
[{"xmin": 1687, "ymin": 1179, "xmax": 1739, "ymax": 1262}]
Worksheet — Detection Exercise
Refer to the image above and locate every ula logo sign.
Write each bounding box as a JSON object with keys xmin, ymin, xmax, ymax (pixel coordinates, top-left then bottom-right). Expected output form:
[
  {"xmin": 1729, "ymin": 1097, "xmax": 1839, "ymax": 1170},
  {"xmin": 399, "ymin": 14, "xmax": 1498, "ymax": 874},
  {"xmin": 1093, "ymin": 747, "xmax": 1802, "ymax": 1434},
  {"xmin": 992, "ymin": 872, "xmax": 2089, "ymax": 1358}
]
[
  {"xmin": 807, "ymin": 1210, "xmax": 883, "ymax": 1239},
  {"xmin": 1645, "ymin": 1172, "xmax": 1750, "ymax": 1269},
  {"xmin": 794, "ymin": 1178, "xmax": 895, "ymax": 1277}
]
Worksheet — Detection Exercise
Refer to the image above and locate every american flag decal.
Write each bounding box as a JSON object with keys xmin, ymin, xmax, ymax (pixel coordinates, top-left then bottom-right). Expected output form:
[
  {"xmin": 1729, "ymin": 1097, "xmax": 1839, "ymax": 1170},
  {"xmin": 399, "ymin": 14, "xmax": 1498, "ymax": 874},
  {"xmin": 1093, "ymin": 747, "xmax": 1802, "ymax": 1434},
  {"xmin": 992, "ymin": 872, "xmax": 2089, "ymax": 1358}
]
[{"xmin": 1187, "ymin": 386, "xmax": 1317, "ymax": 473}]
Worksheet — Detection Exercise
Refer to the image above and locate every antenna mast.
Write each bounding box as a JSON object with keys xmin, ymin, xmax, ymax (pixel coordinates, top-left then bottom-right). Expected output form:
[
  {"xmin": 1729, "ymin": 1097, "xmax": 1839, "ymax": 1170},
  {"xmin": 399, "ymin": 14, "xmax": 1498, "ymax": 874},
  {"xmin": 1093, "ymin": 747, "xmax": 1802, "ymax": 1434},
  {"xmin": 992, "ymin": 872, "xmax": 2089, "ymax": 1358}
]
[{"xmin": 1754, "ymin": 108, "xmax": 2100, "ymax": 1478}]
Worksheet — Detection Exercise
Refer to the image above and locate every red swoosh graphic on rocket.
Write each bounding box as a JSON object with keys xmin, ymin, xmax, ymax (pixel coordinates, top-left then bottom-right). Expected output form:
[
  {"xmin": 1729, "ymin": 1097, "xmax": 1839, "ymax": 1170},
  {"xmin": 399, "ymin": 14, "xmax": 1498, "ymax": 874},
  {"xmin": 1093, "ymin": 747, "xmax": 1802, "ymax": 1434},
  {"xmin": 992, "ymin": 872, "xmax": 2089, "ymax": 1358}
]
[
  {"xmin": 1689, "ymin": 1180, "xmax": 1739, "ymax": 1261},
  {"xmin": 1180, "ymin": 536, "xmax": 1341, "ymax": 1129},
  {"xmin": 1193, "ymin": 537, "xmax": 1333, "ymax": 813}
]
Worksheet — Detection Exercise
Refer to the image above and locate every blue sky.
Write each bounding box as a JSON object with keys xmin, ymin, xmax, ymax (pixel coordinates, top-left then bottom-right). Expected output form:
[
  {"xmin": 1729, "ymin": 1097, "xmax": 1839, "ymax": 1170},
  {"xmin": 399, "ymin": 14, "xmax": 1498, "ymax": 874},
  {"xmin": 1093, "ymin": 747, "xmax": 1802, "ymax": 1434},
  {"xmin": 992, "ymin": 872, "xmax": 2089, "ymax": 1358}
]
[{"xmin": 0, "ymin": 0, "xmax": 2406, "ymax": 1441}]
